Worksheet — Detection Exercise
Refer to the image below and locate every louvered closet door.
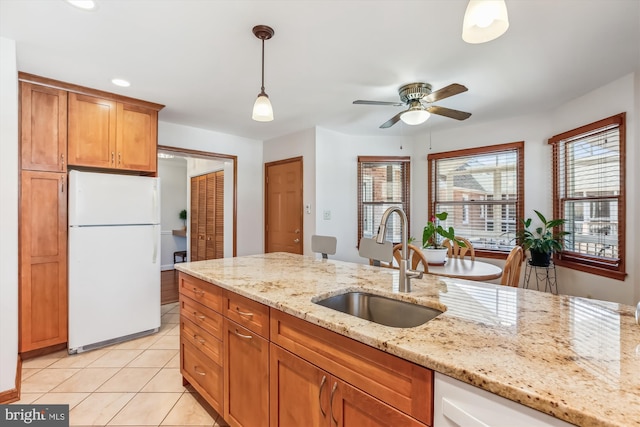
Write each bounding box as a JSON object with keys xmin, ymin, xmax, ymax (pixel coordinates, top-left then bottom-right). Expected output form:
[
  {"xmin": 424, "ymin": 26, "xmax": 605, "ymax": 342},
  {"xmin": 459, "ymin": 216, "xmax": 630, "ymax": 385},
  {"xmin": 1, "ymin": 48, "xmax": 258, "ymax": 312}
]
[
  {"xmin": 190, "ymin": 171, "xmax": 224, "ymax": 261},
  {"xmin": 214, "ymin": 172, "xmax": 224, "ymax": 259}
]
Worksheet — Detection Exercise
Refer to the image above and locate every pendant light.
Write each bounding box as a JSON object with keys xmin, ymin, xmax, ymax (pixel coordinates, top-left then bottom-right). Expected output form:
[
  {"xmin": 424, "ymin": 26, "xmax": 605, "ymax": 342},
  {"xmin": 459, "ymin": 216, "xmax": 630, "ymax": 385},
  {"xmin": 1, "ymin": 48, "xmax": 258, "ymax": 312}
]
[
  {"xmin": 252, "ymin": 25, "xmax": 275, "ymax": 122},
  {"xmin": 462, "ymin": 0, "xmax": 509, "ymax": 44}
]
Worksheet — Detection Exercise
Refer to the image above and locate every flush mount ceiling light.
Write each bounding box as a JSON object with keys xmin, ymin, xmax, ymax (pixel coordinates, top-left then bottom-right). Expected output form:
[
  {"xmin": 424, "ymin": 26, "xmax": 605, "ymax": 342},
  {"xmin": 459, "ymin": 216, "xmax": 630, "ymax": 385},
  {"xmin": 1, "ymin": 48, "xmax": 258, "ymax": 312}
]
[
  {"xmin": 65, "ymin": 0, "xmax": 97, "ymax": 10},
  {"xmin": 251, "ymin": 25, "xmax": 275, "ymax": 122},
  {"xmin": 111, "ymin": 78, "xmax": 130, "ymax": 87},
  {"xmin": 462, "ymin": 0, "xmax": 509, "ymax": 44},
  {"xmin": 400, "ymin": 100, "xmax": 431, "ymax": 125}
]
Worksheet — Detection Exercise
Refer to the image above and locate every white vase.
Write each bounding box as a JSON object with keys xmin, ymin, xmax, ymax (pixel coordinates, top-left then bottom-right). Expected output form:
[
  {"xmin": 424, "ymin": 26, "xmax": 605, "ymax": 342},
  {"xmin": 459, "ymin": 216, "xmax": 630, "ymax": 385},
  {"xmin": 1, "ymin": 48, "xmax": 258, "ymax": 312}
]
[{"xmin": 422, "ymin": 247, "xmax": 448, "ymax": 265}]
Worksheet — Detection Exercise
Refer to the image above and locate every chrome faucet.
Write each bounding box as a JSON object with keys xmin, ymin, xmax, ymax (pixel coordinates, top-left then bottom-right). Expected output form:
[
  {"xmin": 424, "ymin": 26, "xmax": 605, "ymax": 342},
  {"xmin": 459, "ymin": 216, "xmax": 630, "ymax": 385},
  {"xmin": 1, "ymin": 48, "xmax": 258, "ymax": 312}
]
[{"xmin": 376, "ymin": 206, "xmax": 423, "ymax": 292}]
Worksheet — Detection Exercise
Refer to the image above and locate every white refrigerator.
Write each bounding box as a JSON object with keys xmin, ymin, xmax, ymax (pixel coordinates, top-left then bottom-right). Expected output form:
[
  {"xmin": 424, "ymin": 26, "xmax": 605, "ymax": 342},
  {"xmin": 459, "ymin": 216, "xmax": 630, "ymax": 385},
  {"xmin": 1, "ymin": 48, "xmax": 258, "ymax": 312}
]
[{"xmin": 68, "ymin": 170, "xmax": 161, "ymax": 353}]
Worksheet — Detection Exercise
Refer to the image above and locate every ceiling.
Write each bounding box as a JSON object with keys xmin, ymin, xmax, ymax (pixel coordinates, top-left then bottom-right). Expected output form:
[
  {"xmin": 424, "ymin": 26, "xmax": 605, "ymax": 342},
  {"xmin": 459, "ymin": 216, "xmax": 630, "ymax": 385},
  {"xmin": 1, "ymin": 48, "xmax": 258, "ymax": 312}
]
[{"xmin": 2, "ymin": 1, "xmax": 639, "ymax": 141}]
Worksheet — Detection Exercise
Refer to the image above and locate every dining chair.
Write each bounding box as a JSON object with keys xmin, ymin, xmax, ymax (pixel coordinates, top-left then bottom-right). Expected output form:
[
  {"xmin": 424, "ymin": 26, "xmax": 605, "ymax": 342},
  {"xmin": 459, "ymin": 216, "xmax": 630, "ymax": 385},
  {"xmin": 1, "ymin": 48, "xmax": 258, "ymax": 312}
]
[
  {"xmin": 443, "ymin": 236, "xmax": 475, "ymax": 261},
  {"xmin": 311, "ymin": 235, "xmax": 337, "ymax": 259},
  {"xmin": 358, "ymin": 237, "xmax": 393, "ymax": 266},
  {"xmin": 501, "ymin": 246, "xmax": 524, "ymax": 287},
  {"xmin": 390, "ymin": 243, "xmax": 429, "ymax": 272}
]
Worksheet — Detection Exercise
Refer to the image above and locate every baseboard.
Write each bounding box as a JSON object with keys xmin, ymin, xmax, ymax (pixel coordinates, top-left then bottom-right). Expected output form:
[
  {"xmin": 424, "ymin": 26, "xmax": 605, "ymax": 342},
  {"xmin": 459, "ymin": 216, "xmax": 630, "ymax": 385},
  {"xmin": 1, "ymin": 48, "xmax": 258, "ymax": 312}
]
[{"xmin": 0, "ymin": 355, "xmax": 21, "ymax": 404}]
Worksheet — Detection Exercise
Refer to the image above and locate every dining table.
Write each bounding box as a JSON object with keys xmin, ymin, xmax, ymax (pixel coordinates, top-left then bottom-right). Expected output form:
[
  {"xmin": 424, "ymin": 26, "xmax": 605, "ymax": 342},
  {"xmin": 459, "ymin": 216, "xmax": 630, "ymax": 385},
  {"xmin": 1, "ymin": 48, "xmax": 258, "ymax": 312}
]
[{"xmin": 427, "ymin": 257, "xmax": 503, "ymax": 281}]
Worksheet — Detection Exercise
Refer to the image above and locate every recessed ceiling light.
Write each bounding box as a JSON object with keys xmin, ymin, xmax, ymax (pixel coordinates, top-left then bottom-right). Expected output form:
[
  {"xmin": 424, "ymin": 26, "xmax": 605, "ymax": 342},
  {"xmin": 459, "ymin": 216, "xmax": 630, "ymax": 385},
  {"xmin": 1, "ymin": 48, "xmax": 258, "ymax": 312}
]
[
  {"xmin": 111, "ymin": 78, "xmax": 130, "ymax": 87},
  {"xmin": 66, "ymin": 0, "xmax": 97, "ymax": 11}
]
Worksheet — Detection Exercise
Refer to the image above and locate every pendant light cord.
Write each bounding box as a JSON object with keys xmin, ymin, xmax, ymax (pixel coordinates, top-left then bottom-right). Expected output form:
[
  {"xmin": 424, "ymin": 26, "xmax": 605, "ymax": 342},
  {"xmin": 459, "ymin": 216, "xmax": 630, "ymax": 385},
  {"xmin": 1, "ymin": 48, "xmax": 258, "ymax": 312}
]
[{"xmin": 260, "ymin": 39, "xmax": 266, "ymax": 94}]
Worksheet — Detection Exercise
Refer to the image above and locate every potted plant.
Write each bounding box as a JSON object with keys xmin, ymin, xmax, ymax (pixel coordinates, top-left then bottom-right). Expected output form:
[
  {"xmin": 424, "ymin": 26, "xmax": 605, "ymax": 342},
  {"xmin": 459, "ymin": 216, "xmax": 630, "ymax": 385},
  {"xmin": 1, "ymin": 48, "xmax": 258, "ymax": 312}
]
[
  {"xmin": 179, "ymin": 209, "xmax": 187, "ymax": 230},
  {"xmin": 516, "ymin": 210, "xmax": 569, "ymax": 267},
  {"xmin": 421, "ymin": 212, "xmax": 464, "ymax": 264}
]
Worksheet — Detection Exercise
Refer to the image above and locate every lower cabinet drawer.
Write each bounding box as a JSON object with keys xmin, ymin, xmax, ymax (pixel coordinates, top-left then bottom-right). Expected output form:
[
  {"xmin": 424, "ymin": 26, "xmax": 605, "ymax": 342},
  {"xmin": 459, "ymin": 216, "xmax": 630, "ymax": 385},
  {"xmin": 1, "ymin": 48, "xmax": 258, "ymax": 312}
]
[
  {"xmin": 181, "ymin": 316, "xmax": 223, "ymax": 365},
  {"xmin": 181, "ymin": 339, "xmax": 223, "ymax": 414},
  {"xmin": 181, "ymin": 295, "xmax": 223, "ymax": 340}
]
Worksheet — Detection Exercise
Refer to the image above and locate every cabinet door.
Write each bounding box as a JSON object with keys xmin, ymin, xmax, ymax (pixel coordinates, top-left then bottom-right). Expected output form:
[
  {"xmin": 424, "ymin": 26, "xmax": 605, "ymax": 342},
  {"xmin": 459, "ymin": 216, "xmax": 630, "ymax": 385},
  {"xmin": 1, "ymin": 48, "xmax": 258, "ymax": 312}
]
[
  {"xmin": 224, "ymin": 319, "xmax": 269, "ymax": 427},
  {"xmin": 116, "ymin": 102, "xmax": 157, "ymax": 172},
  {"xmin": 19, "ymin": 171, "xmax": 68, "ymax": 352},
  {"xmin": 270, "ymin": 344, "xmax": 329, "ymax": 427},
  {"xmin": 20, "ymin": 82, "xmax": 67, "ymax": 172},
  {"xmin": 331, "ymin": 378, "xmax": 426, "ymax": 427},
  {"xmin": 68, "ymin": 93, "xmax": 117, "ymax": 168}
]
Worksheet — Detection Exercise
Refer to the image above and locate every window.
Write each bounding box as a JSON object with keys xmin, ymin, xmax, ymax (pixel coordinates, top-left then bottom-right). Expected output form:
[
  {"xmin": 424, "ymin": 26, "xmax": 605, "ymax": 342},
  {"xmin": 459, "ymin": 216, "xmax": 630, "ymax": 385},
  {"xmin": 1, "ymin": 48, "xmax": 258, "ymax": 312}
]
[
  {"xmin": 428, "ymin": 142, "xmax": 524, "ymax": 258},
  {"xmin": 549, "ymin": 113, "xmax": 626, "ymax": 280},
  {"xmin": 357, "ymin": 156, "xmax": 410, "ymax": 245}
]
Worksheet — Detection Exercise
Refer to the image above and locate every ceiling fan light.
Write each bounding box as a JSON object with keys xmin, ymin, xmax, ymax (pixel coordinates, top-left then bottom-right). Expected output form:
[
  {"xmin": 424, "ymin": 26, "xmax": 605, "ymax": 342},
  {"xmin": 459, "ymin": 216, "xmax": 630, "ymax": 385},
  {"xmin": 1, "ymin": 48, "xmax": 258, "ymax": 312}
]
[
  {"xmin": 462, "ymin": 0, "xmax": 509, "ymax": 44},
  {"xmin": 252, "ymin": 93, "xmax": 274, "ymax": 122},
  {"xmin": 400, "ymin": 109, "xmax": 430, "ymax": 125}
]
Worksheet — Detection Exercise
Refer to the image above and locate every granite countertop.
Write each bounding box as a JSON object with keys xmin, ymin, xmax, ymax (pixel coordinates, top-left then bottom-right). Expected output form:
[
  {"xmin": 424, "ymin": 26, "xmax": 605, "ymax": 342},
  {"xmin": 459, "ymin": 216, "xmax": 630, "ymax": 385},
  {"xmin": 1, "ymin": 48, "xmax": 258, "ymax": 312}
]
[{"xmin": 176, "ymin": 252, "xmax": 640, "ymax": 427}]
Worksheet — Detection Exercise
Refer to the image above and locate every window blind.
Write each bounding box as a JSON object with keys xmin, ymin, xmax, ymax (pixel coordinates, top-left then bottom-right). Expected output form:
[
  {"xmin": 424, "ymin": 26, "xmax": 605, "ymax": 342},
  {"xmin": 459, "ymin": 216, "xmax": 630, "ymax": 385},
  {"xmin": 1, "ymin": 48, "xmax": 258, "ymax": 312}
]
[
  {"xmin": 357, "ymin": 156, "xmax": 410, "ymax": 246},
  {"xmin": 550, "ymin": 113, "xmax": 626, "ymax": 279},
  {"xmin": 428, "ymin": 142, "xmax": 524, "ymax": 256}
]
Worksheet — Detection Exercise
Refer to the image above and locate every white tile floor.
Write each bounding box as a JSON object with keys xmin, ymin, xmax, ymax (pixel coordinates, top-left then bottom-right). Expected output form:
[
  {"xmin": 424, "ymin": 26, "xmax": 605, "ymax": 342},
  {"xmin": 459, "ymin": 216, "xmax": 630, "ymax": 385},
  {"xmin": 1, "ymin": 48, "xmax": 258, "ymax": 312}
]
[{"xmin": 12, "ymin": 302, "xmax": 229, "ymax": 427}]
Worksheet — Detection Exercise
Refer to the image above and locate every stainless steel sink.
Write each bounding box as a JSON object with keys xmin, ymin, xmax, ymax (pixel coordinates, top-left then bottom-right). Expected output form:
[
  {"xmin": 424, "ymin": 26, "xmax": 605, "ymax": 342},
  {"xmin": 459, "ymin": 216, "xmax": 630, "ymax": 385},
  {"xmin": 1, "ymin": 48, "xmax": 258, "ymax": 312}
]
[{"xmin": 315, "ymin": 292, "xmax": 442, "ymax": 328}]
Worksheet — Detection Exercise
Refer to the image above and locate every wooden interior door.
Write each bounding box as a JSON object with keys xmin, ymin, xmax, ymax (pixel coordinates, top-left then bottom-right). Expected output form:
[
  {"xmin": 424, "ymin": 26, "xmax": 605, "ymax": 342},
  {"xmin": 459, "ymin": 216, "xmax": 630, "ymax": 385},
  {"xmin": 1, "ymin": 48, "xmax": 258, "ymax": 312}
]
[
  {"xmin": 265, "ymin": 157, "xmax": 303, "ymax": 254},
  {"xmin": 190, "ymin": 171, "xmax": 224, "ymax": 261}
]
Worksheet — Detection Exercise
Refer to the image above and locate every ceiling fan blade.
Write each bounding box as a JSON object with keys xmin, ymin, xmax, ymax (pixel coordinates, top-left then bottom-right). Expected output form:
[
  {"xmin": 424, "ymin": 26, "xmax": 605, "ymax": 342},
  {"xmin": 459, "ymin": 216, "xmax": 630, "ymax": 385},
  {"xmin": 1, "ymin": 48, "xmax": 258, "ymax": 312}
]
[
  {"xmin": 427, "ymin": 105, "xmax": 472, "ymax": 121},
  {"xmin": 380, "ymin": 111, "xmax": 404, "ymax": 128},
  {"xmin": 354, "ymin": 100, "xmax": 405, "ymax": 106},
  {"xmin": 424, "ymin": 83, "xmax": 468, "ymax": 103}
]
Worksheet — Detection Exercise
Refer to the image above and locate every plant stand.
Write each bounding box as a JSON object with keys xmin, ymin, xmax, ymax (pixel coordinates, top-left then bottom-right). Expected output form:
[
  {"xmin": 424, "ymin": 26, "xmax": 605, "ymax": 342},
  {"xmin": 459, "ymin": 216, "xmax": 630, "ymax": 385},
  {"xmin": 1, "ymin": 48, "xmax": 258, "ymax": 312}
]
[{"xmin": 524, "ymin": 259, "xmax": 558, "ymax": 295}]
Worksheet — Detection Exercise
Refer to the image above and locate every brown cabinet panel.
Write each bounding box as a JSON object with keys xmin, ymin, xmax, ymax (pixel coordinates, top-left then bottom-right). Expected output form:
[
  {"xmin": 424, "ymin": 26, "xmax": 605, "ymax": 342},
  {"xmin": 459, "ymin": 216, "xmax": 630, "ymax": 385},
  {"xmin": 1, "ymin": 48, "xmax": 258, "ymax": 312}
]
[
  {"xmin": 20, "ymin": 82, "xmax": 67, "ymax": 172},
  {"xmin": 224, "ymin": 319, "xmax": 269, "ymax": 427},
  {"xmin": 19, "ymin": 171, "xmax": 67, "ymax": 352},
  {"xmin": 178, "ymin": 272, "xmax": 222, "ymax": 313},
  {"xmin": 224, "ymin": 290, "xmax": 270, "ymax": 338},
  {"xmin": 181, "ymin": 339, "xmax": 223, "ymax": 414},
  {"xmin": 270, "ymin": 344, "xmax": 329, "ymax": 427},
  {"xmin": 116, "ymin": 102, "xmax": 157, "ymax": 172},
  {"xmin": 69, "ymin": 94, "xmax": 158, "ymax": 172},
  {"xmin": 68, "ymin": 93, "xmax": 117, "ymax": 168},
  {"xmin": 332, "ymin": 378, "xmax": 426, "ymax": 427},
  {"xmin": 271, "ymin": 310, "xmax": 433, "ymax": 425}
]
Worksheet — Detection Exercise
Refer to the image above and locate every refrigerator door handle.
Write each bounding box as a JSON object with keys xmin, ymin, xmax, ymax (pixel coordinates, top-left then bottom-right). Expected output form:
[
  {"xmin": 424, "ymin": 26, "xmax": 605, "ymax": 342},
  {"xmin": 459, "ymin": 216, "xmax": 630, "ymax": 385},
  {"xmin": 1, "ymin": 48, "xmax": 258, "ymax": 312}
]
[{"xmin": 152, "ymin": 225, "xmax": 159, "ymax": 263}]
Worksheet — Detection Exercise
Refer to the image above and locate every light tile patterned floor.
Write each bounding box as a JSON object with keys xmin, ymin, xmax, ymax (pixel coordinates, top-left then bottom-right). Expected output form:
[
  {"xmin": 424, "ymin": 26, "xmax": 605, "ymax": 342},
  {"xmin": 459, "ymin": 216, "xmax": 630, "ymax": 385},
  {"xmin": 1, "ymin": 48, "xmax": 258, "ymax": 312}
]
[{"xmin": 12, "ymin": 302, "xmax": 229, "ymax": 427}]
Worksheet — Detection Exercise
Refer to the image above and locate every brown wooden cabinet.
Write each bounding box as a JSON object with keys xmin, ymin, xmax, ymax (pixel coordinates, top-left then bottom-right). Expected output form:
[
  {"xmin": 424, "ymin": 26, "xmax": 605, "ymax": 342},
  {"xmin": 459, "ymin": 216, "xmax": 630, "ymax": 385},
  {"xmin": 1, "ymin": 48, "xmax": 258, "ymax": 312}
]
[
  {"xmin": 19, "ymin": 171, "xmax": 67, "ymax": 352},
  {"xmin": 68, "ymin": 93, "xmax": 158, "ymax": 173},
  {"xmin": 190, "ymin": 171, "xmax": 224, "ymax": 261},
  {"xmin": 179, "ymin": 273, "xmax": 224, "ymax": 415},
  {"xmin": 20, "ymin": 82, "xmax": 67, "ymax": 172},
  {"xmin": 178, "ymin": 272, "xmax": 434, "ymax": 427},
  {"xmin": 224, "ymin": 319, "xmax": 269, "ymax": 427}
]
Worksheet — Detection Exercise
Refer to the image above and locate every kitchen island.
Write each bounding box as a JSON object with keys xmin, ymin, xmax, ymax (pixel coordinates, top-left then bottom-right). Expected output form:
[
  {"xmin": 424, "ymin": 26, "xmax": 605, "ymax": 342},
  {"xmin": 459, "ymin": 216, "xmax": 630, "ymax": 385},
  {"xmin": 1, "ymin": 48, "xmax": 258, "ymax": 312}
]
[{"xmin": 176, "ymin": 252, "xmax": 640, "ymax": 427}]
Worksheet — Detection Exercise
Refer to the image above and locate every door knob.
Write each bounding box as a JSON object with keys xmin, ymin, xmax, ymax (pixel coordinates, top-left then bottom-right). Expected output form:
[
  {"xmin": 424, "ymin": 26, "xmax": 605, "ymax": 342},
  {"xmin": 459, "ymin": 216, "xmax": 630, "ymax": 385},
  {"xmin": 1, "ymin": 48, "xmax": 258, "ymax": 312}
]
[
  {"xmin": 295, "ymin": 229, "xmax": 300, "ymax": 234},
  {"xmin": 294, "ymin": 238, "xmax": 300, "ymax": 243}
]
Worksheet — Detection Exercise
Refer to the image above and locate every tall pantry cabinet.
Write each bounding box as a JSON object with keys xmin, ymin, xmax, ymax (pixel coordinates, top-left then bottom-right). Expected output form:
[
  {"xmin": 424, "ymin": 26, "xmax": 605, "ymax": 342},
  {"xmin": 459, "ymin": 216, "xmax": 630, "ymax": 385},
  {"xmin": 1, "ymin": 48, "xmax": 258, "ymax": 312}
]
[
  {"xmin": 19, "ymin": 82, "xmax": 68, "ymax": 352},
  {"xmin": 18, "ymin": 73, "xmax": 164, "ymax": 354}
]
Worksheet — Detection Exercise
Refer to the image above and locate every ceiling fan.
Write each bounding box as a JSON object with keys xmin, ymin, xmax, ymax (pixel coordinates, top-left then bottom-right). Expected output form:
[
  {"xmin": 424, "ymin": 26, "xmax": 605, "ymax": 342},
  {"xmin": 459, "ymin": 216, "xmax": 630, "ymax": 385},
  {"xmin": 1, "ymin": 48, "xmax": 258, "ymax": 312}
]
[{"xmin": 353, "ymin": 82, "xmax": 472, "ymax": 128}]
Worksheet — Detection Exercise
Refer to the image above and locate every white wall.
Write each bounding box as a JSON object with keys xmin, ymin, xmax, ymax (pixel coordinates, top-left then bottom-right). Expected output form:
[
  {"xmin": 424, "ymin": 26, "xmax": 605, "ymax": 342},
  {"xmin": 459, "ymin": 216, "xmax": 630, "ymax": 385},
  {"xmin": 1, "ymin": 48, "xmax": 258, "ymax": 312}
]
[
  {"xmin": 315, "ymin": 127, "xmax": 415, "ymax": 263},
  {"xmin": 0, "ymin": 36, "xmax": 19, "ymax": 394},
  {"xmin": 158, "ymin": 157, "xmax": 188, "ymax": 270},
  {"xmin": 263, "ymin": 128, "xmax": 316, "ymax": 255},
  {"xmin": 547, "ymin": 73, "xmax": 638, "ymax": 304},
  {"xmin": 410, "ymin": 73, "xmax": 638, "ymax": 305},
  {"xmin": 185, "ymin": 157, "xmax": 234, "ymax": 259},
  {"xmin": 158, "ymin": 121, "xmax": 263, "ymax": 256}
]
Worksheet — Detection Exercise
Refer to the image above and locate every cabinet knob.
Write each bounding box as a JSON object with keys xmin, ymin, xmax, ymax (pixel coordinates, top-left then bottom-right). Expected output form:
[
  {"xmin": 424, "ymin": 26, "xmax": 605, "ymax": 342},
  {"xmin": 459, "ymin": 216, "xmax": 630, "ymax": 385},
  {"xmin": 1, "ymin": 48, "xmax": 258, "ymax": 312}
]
[{"xmin": 60, "ymin": 153, "xmax": 65, "ymax": 170}]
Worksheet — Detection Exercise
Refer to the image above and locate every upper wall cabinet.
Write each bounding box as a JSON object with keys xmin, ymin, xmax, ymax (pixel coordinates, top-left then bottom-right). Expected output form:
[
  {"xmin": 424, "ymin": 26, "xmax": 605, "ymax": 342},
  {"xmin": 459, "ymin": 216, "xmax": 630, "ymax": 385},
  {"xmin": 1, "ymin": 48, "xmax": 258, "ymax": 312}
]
[
  {"xmin": 20, "ymin": 82, "xmax": 67, "ymax": 172},
  {"xmin": 68, "ymin": 93, "xmax": 159, "ymax": 173},
  {"xmin": 19, "ymin": 72, "xmax": 164, "ymax": 175}
]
